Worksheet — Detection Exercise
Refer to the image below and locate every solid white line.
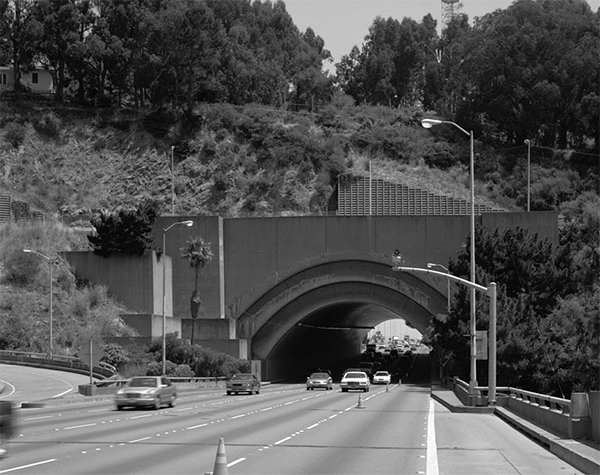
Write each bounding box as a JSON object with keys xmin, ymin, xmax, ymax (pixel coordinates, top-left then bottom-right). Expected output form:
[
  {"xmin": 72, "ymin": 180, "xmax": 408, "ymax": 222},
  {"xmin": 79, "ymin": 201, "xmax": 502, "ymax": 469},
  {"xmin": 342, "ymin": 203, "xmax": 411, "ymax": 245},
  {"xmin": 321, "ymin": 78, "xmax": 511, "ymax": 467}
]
[
  {"xmin": 427, "ymin": 400, "xmax": 439, "ymax": 475},
  {"xmin": 0, "ymin": 459, "xmax": 57, "ymax": 473},
  {"xmin": 227, "ymin": 458, "xmax": 246, "ymax": 467},
  {"xmin": 130, "ymin": 414, "xmax": 152, "ymax": 419},
  {"xmin": 64, "ymin": 423, "xmax": 96, "ymax": 430},
  {"xmin": 187, "ymin": 423, "xmax": 209, "ymax": 429},
  {"xmin": 0, "ymin": 379, "xmax": 16, "ymax": 398},
  {"xmin": 23, "ymin": 415, "xmax": 53, "ymax": 421},
  {"xmin": 231, "ymin": 414, "xmax": 246, "ymax": 419},
  {"xmin": 128, "ymin": 437, "xmax": 151, "ymax": 443},
  {"xmin": 274, "ymin": 436, "xmax": 291, "ymax": 445},
  {"xmin": 306, "ymin": 423, "xmax": 319, "ymax": 429}
]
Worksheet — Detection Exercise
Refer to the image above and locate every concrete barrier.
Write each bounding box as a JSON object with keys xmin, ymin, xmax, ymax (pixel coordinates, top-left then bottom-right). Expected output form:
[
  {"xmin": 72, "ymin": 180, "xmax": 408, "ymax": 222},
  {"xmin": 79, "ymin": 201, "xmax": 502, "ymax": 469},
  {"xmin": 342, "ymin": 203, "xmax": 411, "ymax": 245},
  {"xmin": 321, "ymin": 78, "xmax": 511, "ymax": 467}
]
[{"xmin": 591, "ymin": 391, "xmax": 600, "ymax": 443}]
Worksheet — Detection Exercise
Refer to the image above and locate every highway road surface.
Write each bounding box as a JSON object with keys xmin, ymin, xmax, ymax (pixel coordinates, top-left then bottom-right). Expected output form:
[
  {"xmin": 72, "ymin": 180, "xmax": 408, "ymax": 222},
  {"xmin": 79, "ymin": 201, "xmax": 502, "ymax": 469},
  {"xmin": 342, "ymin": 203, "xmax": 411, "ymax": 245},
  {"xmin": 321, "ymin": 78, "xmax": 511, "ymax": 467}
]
[{"xmin": 0, "ymin": 364, "xmax": 583, "ymax": 475}]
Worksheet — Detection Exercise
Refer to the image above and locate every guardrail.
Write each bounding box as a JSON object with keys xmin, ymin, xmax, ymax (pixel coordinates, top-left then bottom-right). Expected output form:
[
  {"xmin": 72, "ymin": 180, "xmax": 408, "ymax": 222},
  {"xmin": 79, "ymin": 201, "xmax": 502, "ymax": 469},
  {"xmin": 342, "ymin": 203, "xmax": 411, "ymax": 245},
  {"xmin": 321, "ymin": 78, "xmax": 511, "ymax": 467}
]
[
  {"xmin": 452, "ymin": 377, "xmax": 597, "ymax": 441},
  {"xmin": 0, "ymin": 350, "xmax": 115, "ymax": 379}
]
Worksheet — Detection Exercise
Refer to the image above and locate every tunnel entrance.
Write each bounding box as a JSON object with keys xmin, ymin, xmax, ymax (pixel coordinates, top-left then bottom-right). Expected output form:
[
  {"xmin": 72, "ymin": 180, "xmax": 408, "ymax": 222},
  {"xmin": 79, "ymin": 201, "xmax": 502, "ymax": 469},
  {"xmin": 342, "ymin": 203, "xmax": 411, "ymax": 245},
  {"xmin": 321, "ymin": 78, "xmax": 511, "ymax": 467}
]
[{"xmin": 244, "ymin": 264, "xmax": 447, "ymax": 382}]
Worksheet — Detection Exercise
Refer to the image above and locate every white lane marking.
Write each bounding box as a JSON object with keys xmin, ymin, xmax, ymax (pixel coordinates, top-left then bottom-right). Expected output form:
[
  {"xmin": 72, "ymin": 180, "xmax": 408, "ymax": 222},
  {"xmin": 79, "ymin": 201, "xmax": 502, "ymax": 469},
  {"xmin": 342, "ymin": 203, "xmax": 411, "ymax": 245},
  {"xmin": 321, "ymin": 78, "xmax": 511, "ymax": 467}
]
[
  {"xmin": 306, "ymin": 423, "xmax": 319, "ymax": 429},
  {"xmin": 48, "ymin": 375, "xmax": 78, "ymax": 398},
  {"xmin": 231, "ymin": 414, "xmax": 246, "ymax": 419},
  {"xmin": 427, "ymin": 399, "xmax": 439, "ymax": 475},
  {"xmin": 52, "ymin": 387, "xmax": 75, "ymax": 398},
  {"xmin": 274, "ymin": 436, "xmax": 292, "ymax": 445},
  {"xmin": 228, "ymin": 458, "xmax": 246, "ymax": 467},
  {"xmin": 22, "ymin": 415, "xmax": 53, "ymax": 421},
  {"xmin": 64, "ymin": 423, "xmax": 97, "ymax": 430},
  {"xmin": 0, "ymin": 459, "xmax": 57, "ymax": 473},
  {"xmin": 130, "ymin": 414, "xmax": 152, "ymax": 419},
  {"xmin": 0, "ymin": 380, "xmax": 16, "ymax": 398},
  {"xmin": 187, "ymin": 423, "xmax": 209, "ymax": 429},
  {"xmin": 128, "ymin": 437, "xmax": 151, "ymax": 443}
]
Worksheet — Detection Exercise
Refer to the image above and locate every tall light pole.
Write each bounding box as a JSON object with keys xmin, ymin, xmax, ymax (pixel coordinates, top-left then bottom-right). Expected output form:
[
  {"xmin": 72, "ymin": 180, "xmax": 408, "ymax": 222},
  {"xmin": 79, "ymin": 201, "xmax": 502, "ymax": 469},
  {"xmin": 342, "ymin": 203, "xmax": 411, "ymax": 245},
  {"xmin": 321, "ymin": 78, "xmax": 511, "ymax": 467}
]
[
  {"xmin": 23, "ymin": 249, "xmax": 54, "ymax": 356},
  {"xmin": 524, "ymin": 139, "xmax": 531, "ymax": 212},
  {"xmin": 422, "ymin": 118, "xmax": 478, "ymax": 392},
  {"xmin": 369, "ymin": 159, "xmax": 372, "ymax": 215},
  {"xmin": 171, "ymin": 146, "xmax": 175, "ymax": 215},
  {"xmin": 162, "ymin": 220, "xmax": 194, "ymax": 376},
  {"xmin": 427, "ymin": 263, "xmax": 451, "ymax": 312}
]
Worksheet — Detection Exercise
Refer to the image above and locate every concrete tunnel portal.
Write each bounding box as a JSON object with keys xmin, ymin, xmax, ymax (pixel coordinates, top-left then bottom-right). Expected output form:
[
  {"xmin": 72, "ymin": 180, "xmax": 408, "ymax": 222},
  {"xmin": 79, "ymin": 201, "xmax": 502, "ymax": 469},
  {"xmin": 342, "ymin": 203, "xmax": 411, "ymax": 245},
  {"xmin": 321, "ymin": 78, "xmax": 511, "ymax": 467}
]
[{"xmin": 240, "ymin": 260, "xmax": 448, "ymax": 383}]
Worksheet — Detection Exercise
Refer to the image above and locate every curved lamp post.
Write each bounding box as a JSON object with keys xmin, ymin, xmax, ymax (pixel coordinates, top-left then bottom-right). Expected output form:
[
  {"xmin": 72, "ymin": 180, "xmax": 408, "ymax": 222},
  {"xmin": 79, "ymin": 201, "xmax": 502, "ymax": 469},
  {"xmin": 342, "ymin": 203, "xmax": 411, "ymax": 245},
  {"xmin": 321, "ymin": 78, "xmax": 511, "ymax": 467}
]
[
  {"xmin": 23, "ymin": 249, "xmax": 54, "ymax": 356},
  {"xmin": 162, "ymin": 220, "xmax": 194, "ymax": 376},
  {"xmin": 393, "ymin": 253, "xmax": 497, "ymax": 406},
  {"xmin": 421, "ymin": 118, "xmax": 478, "ymax": 392},
  {"xmin": 427, "ymin": 263, "xmax": 451, "ymax": 312}
]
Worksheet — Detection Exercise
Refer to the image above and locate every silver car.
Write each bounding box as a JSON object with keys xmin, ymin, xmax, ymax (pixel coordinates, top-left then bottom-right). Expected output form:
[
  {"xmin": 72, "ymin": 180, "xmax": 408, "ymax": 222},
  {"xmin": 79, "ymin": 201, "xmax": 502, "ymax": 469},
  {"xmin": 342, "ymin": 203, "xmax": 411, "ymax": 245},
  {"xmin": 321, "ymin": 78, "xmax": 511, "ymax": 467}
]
[{"xmin": 115, "ymin": 376, "xmax": 177, "ymax": 410}]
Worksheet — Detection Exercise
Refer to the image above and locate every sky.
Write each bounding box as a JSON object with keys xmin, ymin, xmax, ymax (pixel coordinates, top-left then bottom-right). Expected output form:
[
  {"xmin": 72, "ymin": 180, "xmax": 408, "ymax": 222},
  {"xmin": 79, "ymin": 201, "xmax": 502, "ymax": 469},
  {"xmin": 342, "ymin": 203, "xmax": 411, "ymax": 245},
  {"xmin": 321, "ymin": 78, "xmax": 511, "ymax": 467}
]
[{"xmin": 284, "ymin": 0, "xmax": 600, "ymax": 73}]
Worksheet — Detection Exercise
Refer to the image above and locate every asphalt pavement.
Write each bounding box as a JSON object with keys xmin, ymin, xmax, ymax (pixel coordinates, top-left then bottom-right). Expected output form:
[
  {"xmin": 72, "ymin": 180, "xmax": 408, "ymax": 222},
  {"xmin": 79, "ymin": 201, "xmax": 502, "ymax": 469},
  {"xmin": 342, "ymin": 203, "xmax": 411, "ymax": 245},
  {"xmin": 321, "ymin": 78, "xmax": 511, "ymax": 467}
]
[
  {"xmin": 2, "ymin": 366, "xmax": 598, "ymax": 474},
  {"xmin": 431, "ymin": 385, "xmax": 600, "ymax": 475}
]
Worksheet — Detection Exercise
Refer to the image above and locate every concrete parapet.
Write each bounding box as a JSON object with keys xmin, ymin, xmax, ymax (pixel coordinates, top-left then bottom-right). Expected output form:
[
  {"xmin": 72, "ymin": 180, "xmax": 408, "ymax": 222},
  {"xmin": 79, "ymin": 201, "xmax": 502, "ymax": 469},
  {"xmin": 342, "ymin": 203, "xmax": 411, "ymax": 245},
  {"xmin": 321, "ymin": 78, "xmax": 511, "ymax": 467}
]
[{"xmin": 591, "ymin": 391, "xmax": 600, "ymax": 443}]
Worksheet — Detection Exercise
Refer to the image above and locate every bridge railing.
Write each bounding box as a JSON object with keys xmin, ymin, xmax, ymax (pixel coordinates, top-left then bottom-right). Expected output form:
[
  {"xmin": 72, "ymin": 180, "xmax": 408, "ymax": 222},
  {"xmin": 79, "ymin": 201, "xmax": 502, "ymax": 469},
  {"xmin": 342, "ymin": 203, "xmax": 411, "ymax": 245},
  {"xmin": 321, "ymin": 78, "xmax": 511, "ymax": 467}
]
[
  {"xmin": 0, "ymin": 350, "xmax": 115, "ymax": 379},
  {"xmin": 452, "ymin": 377, "xmax": 597, "ymax": 442}
]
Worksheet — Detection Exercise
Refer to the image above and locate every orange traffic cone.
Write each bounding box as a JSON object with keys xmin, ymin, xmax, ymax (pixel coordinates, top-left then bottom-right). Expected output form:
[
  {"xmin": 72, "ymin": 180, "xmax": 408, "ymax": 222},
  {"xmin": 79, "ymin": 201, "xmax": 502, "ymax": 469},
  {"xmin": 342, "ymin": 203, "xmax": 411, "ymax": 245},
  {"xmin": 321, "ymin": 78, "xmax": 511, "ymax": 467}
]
[
  {"xmin": 356, "ymin": 393, "xmax": 365, "ymax": 409},
  {"xmin": 211, "ymin": 438, "xmax": 229, "ymax": 475}
]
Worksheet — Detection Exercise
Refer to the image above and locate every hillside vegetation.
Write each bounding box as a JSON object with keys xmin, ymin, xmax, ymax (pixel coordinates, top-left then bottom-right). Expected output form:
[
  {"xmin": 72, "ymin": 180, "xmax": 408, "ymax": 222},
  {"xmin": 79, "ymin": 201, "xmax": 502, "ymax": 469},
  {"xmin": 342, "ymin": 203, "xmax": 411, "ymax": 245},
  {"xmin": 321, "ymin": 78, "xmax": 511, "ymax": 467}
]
[
  {"xmin": 0, "ymin": 0, "xmax": 598, "ymax": 393},
  {"xmin": 2, "ymin": 100, "xmax": 518, "ymax": 219}
]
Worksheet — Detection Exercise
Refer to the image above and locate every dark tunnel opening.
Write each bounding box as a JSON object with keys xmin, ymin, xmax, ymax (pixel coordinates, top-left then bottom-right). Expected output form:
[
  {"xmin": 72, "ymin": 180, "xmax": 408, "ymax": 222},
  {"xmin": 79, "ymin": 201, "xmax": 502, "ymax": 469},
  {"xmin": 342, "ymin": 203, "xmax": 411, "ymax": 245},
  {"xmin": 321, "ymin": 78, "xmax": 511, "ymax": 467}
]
[{"xmin": 262, "ymin": 302, "xmax": 431, "ymax": 383}]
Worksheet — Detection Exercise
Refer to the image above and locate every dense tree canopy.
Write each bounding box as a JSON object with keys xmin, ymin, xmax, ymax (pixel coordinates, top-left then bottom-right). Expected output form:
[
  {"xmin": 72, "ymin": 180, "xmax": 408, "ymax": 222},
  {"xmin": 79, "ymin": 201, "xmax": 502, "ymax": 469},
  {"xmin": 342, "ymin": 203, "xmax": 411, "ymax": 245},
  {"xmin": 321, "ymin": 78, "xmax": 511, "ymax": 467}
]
[
  {"xmin": 0, "ymin": 0, "xmax": 332, "ymax": 110},
  {"xmin": 428, "ymin": 213, "xmax": 599, "ymax": 396}
]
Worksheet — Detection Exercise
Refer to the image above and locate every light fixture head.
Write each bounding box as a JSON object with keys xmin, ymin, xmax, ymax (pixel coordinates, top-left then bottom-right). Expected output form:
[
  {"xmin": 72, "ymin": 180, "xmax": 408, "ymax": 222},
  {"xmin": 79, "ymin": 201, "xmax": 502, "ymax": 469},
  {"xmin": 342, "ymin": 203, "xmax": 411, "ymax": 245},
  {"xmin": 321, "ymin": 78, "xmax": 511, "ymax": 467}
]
[{"xmin": 421, "ymin": 118, "xmax": 442, "ymax": 129}]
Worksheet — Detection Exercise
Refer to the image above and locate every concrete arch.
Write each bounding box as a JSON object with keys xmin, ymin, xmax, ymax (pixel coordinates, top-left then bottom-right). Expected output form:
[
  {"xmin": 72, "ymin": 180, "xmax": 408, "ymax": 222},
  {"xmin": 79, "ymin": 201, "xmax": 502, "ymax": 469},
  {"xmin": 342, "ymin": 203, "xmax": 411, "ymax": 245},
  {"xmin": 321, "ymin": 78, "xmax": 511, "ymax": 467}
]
[{"xmin": 236, "ymin": 260, "xmax": 447, "ymax": 381}]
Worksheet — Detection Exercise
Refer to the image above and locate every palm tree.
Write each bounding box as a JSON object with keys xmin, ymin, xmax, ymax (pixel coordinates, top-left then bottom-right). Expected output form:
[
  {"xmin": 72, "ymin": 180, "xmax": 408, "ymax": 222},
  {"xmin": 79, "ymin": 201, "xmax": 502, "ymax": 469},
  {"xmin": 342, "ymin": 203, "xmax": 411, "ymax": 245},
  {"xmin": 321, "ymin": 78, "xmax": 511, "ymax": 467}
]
[{"xmin": 180, "ymin": 236, "xmax": 213, "ymax": 346}]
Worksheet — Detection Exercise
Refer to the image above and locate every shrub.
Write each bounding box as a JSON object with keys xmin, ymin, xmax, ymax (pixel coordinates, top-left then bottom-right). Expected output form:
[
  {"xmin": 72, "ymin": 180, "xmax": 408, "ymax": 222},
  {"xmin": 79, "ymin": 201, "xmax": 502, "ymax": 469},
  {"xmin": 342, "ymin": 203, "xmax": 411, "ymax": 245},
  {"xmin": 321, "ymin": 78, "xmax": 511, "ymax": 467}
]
[
  {"xmin": 33, "ymin": 112, "xmax": 61, "ymax": 139},
  {"xmin": 3, "ymin": 122, "xmax": 26, "ymax": 148}
]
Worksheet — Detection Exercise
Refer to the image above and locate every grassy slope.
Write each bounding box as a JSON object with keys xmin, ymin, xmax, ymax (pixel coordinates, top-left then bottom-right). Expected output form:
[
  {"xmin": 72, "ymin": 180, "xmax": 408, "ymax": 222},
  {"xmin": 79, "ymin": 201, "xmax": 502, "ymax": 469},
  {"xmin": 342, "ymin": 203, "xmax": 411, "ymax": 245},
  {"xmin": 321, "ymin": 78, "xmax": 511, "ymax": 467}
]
[{"xmin": 0, "ymin": 100, "xmax": 512, "ymax": 220}]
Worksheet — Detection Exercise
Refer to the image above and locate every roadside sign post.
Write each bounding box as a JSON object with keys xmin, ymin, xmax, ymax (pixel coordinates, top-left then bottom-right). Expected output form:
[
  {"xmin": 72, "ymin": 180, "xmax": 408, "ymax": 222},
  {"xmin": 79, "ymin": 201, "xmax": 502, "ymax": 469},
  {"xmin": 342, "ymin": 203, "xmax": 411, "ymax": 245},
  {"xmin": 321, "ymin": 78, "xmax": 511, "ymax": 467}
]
[{"xmin": 79, "ymin": 340, "xmax": 105, "ymax": 385}]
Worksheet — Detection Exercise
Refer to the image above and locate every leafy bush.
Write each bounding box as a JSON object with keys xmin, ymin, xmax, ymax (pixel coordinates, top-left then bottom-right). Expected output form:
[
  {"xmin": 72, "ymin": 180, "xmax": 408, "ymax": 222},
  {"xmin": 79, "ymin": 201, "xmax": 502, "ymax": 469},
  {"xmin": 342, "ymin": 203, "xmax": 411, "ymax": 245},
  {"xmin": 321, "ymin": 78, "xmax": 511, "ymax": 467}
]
[
  {"xmin": 87, "ymin": 198, "xmax": 160, "ymax": 256},
  {"xmin": 33, "ymin": 112, "xmax": 61, "ymax": 139},
  {"xmin": 3, "ymin": 122, "xmax": 26, "ymax": 148}
]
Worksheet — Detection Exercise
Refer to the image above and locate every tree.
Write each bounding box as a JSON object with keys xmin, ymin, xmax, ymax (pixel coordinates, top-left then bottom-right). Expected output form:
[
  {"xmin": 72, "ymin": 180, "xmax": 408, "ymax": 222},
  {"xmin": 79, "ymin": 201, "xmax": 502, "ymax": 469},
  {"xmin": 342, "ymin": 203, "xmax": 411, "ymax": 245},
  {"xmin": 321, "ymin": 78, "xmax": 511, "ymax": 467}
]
[
  {"xmin": 458, "ymin": 0, "xmax": 599, "ymax": 147},
  {"xmin": 87, "ymin": 199, "xmax": 159, "ymax": 257},
  {"xmin": 428, "ymin": 222, "xmax": 597, "ymax": 396},
  {"xmin": 180, "ymin": 236, "xmax": 213, "ymax": 346},
  {"xmin": 33, "ymin": 0, "xmax": 81, "ymax": 101},
  {"xmin": 0, "ymin": 0, "xmax": 42, "ymax": 95}
]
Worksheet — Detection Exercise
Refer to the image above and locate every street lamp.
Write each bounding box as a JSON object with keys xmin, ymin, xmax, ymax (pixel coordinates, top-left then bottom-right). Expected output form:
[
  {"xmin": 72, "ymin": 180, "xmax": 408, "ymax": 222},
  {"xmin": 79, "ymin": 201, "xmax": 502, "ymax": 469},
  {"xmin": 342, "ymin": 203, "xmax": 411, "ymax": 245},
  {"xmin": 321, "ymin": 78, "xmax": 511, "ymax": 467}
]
[
  {"xmin": 171, "ymin": 146, "xmax": 175, "ymax": 215},
  {"xmin": 162, "ymin": 220, "xmax": 194, "ymax": 376},
  {"xmin": 427, "ymin": 263, "xmax": 451, "ymax": 312},
  {"xmin": 524, "ymin": 139, "xmax": 531, "ymax": 212},
  {"xmin": 23, "ymin": 249, "xmax": 54, "ymax": 356},
  {"xmin": 422, "ymin": 118, "xmax": 478, "ymax": 392},
  {"xmin": 392, "ymin": 257, "xmax": 497, "ymax": 406}
]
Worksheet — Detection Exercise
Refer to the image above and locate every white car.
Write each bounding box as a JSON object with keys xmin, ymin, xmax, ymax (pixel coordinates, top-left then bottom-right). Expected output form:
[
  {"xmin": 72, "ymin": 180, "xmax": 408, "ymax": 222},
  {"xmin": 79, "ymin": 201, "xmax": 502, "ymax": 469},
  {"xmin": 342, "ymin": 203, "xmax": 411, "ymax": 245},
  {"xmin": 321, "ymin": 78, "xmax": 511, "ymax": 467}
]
[
  {"xmin": 372, "ymin": 371, "xmax": 391, "ymax": 385},
  {"xmin": 115, "ymin": 376, "xmax": 177, "ymax": 410},
  {"xmin": 340, "ymin": 371, "xmax": 370, "ymax": 392}
]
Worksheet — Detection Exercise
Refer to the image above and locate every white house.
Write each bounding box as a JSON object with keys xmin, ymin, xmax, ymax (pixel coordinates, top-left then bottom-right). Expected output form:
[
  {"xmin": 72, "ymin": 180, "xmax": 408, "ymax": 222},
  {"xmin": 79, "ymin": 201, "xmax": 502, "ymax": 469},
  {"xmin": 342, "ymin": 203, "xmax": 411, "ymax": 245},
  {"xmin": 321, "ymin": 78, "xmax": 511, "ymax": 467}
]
[{"xmin": 0, "ymin": 65, "xmax": 55, "ymax": 94}]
